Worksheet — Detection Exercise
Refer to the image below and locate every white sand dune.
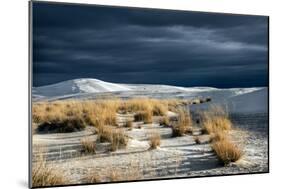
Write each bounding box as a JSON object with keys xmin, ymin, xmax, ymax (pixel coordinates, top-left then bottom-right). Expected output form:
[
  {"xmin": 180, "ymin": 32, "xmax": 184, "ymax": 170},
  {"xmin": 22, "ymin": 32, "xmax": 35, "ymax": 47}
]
[
  {"xmin": 33, "ymin": 78, "xmax": 268, "ymax": 113},
  {"xmin": 33, "ymin": 78, "xmax": 131, "ymax": 98}
]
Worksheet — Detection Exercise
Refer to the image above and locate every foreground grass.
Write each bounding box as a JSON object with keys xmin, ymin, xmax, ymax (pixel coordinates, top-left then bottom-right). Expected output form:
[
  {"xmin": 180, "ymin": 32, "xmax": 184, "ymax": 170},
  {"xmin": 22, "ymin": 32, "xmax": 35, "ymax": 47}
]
[
  {"xmin": 212, "ymin": 139, "xmax": 243, "ymax": 165},
  {"xmin": 200, "ymin": 105, "xmax": 243, "ymax": 165},
  {"xmin": 32, "ymin": 156, "xmax": 65, "ymax": 187}
]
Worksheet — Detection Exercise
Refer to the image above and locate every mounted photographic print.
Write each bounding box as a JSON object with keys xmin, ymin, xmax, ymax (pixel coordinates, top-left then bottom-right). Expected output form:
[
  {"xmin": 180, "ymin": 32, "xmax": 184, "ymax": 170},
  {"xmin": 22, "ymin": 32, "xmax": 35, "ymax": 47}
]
[{"xmin": 29, "ymin": 1, "xmax": 269, "ymax": 188}]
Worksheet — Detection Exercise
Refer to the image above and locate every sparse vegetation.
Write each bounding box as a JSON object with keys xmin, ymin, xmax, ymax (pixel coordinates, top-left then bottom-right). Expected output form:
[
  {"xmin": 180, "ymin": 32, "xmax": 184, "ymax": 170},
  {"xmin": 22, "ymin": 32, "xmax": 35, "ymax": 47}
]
[
  {"xmin": 80, "ymin": 137, "xmax": 96, "ymax": 154},
  {"xmin": 149, "ymin": 132, "xmax": 161, "ymax": 149}
]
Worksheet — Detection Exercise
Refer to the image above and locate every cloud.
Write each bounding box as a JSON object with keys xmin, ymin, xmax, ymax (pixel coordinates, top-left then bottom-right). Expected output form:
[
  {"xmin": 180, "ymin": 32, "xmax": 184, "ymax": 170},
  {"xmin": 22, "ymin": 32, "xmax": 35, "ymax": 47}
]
[{"xmin": 32, "ymin": 2, "xmax": 268, "ymax": 88}]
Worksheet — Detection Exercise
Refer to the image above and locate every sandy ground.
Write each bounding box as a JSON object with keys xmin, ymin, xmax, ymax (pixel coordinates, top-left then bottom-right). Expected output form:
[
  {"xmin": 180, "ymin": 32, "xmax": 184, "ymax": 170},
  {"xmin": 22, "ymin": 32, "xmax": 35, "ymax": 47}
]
[{"xmin": 32, "ymin": 112, "xmax": 268, "ymax": 185}]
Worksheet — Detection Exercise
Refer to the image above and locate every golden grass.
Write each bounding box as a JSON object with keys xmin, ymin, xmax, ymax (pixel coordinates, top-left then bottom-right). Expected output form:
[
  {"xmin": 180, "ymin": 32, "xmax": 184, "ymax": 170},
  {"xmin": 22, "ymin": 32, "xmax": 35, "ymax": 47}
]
[
  {"xmin": 202, "ymin": 105, "xmax": 232, "ymax": 134},
  {"xmin": 210, "ymin": 131, "xmax": 227, "ymax": 142},
  {"xmin": 97, "ymin": 127, "xmax": 128, "ymax": 151},
  {"xmin": 212, "ymin": 139, "xmax": 243, "ymax": 165},
  {"xmin": 124, "ymin": 121, "xmax": 133, "ymax": 130},
  {"xmin": 32, "ymin": 98, "xmax": 189, "ymax": 134},
  {"xmin": 134, "ymin": 111, "xmax": 152, "ymax": 123},
  {"xmin": 149, "ymin": 132, "xmax": 161, "ymax": 149},
  {"xmin": 172, "ymin": 108, "xmax": 192, "ymax": 137},
  {"xmin": 80, "ymin": 137, "xmax": 96, "ymax": 154},
  {"xmin": 32, "ymin": 156, "xmax": 65, "ymax": 187},
  {"xmin": 37, "ymin": 116, "xmax": 86, "ymax": 133},
  {"xmin": 33, "ymin": 100, "xmax": 120, "ymax": 130},
  {"xmin": 200, "ymin": 106, "xmax": 243, "ymax": 165},
  {"xmin": 159, "ymin": 115, "xmax": 170, "ymax": 126}
]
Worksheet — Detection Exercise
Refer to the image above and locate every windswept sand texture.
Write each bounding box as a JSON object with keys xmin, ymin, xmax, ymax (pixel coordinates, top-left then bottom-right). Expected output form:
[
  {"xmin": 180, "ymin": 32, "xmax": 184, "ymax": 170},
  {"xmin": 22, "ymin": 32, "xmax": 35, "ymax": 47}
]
[{"xmin": 32, "ymin": 111, "xmax": 268, "ymax": 185}]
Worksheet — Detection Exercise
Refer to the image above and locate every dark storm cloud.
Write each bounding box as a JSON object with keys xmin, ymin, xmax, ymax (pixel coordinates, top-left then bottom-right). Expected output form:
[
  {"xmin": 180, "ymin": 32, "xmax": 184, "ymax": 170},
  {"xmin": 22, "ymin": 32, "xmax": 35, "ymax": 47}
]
[{"xmin": 33, "ymin": 2, "xmax": 268, "ymax": 88}]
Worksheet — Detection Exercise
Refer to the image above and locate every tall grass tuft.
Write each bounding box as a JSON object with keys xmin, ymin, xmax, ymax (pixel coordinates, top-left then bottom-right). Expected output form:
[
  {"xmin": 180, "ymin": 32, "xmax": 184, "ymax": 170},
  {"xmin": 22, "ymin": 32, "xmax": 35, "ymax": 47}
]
[
  {"xmin": 97, "ymin": 127, "xmax": 128, "ymax": 151},
  {"xmin": 134, "ymin": 111, "xmax": 152, "ymax": 123},
  {"xmin": 149, "ymin": 132, "xmax": 161, "ymax": 149},
  {"xmin": 172, "ymin": 108, "xmax": 192, "ymax": 137},
  {"xmin": 202, "ymin": 105, "xmax": 232, "ymax": 134},
  {"xmin": 212, "ymin": 139, "xmax": 243, "ymax": 165},
  {"xmin": 80, "ymin": 137, "xmax": 96, "ymax": 154}
]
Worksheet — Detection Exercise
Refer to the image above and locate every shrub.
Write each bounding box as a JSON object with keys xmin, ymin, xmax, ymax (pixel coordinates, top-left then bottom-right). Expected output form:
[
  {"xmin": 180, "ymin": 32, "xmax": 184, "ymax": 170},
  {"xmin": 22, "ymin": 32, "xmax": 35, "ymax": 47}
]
[
  {"xmin": 149, "ymin": 132, "xmax": 161, "ymax": 149},
  {"xmin": 212, "ymin": 139, "xmax": 243, "ymax": 165},
  {"xmin": 80, "ymin": 137, "xmax": 96, "ymax": 154}
]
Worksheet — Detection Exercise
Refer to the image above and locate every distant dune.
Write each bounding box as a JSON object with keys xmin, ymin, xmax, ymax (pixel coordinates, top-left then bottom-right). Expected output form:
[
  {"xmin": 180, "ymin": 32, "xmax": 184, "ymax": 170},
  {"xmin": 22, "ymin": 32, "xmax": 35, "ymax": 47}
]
[{"xmin": 33, "ymin": 78, "xmax": 268, "ymax": 113}]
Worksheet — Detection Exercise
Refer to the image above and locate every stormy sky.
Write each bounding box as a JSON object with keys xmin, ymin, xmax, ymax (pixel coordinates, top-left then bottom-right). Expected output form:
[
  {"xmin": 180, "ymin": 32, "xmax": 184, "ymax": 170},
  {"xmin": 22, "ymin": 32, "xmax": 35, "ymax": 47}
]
[{"xmin": 32, "ymin": 2, "xmax": 268, "ymax": 88}]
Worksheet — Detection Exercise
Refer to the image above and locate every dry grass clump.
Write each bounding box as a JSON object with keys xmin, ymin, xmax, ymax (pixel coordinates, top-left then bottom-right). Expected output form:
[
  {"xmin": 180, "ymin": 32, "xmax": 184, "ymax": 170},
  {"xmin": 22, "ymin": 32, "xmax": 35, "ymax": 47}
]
[
  {"xmin": 134, "ymin": 111, "xmax": 152, "ymax": 123},
  {"xmin": 98, "ymin": 127, "xmax": 128, "ymax": 151},
  {"xmin": 159, "ymin": 115, "xmax": 170, "ymax": 126},
  {"xmin": 202, "ymin": 105, "xmax": 232, "ymax": 134},
  {"xmin": 124, "ymin": 121, "xmax": 133, "ymax": 130},
  {"xmin": 194, "ymin": 136, "xmax": 201, "ymax": 144},
  {"xmin": 32, "ymin": 157, "xmax": 65, "ymax": 187},
  {"xmin": 32, "ymin": 100, "xmax": 120, "ymax": 133},
  {"xmin": 149, "ymin": 132, "xmax": 161, "ymax": 149},
  {"xmin": 119, "ymin": 98, "xmax": 169, "ymax": 116},
  {"xmin": 80, "ymin": 137, "xmax": 96, "ymax": 154},
  {"xmin": 172, "ymin": 109, "xmax": 192, "ymax": 137},
  {"xmin": 152, "ymin": 102, "xmax": 168, "ymax": 116},
  {"xmin": 37, "ymin": 116, "xmax": 86, "ymax": 133},
  {"xmin": 110, "ymin": 130, "xmax": 128, "ymax": 151},
  {"xmin": 210, "ymin": 131, "xmax": 227, "ymax": 142},
  {"xmin": 212, "ymin": 139, "xmax": 243, "ymax": 165},
  {"xmin": 121, "ymin": 98, "xmax": 153, "ymax": 113}
]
